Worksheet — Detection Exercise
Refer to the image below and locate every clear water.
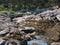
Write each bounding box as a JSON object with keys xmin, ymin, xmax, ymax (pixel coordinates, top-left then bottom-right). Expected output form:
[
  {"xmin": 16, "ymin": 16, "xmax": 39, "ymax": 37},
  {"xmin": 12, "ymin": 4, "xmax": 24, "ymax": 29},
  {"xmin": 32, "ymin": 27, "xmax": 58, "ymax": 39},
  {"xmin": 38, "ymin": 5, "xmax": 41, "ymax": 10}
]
[{"xmin": 27, "ymin": 35, "xmax": 48, "ymax": 45}]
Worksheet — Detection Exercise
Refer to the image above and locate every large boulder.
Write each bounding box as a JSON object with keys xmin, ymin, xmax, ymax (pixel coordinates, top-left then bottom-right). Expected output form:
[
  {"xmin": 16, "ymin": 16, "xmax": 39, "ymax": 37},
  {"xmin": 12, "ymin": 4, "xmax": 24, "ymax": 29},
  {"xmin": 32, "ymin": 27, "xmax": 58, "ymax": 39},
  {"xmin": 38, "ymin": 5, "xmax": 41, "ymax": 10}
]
[
  {"xmin": 56, "ymin": 15, "xmax": 60, "ymax": 21},
  {"xmin": 51, "ymin": 42, "xmax": 60, "ymax": 45}
]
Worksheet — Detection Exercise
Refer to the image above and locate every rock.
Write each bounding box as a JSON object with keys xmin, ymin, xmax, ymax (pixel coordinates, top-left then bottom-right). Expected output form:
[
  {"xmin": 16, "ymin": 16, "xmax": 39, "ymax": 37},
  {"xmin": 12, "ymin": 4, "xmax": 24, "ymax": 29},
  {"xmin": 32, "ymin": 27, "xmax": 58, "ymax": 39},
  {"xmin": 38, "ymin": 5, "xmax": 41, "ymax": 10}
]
[
  {"xmin": 51, "ymin": 42, "xmax": 60, "ymax": 45},
  {"xmin": 0, "ymin": 38, "xmax": 5, "ymax": 45},
  {"xmin": 12, "ymin": 7, "xmax": 60, "ymax": 42},
  {"xmin": 21, "ymin": 29, "xmax": 35, "ymax": 34},
  {"xmin": 24, "ymin": 27, "xmax": 35, "ymax": 30},
  {"xmin": 35, "ymin": 35, "xmax": 45, "ymax": 40},
  {"xmin": 44, "ymin": 30, "xmax": 60, "ymax": 41},
  {"xmin": 31, "ymin": 43, "xmax": 40, "ymax": 45},
  {"xmin": 20, "ymin": 9, "xmax": 26, "ymax": 13},
  {"xmin": 0, "ymin": 14, "xmax": 18, "ymax": 37},
  {"xmin": 16, "ymin": 14, "xmax": 23, "ymax": 17},
  {"xmin": 26, "ymin": 12, "xmax": 32, "ymax": 15},
  {"xmin": 56, "ymin": 15, "xmax": 60, "ymax": 21},
  {"xmin": 0, "ymin": 15, "xmax": 10, "ymax": 35},
  {"xmin": 35, "ymin": 6, "xmax": 59, "ymax": 14},
  {"xmin": 0, "ymin": 6, "xmax": 60, "ymax": 45},
  {"xmin": 52, "ymin": 6, "xmax": 59, "ymax": 9},
  {"xmin": 9, "ymin": 14, "xmax": 15, "ymax": 22},
  {"xmin": 44, "ymin": 23, "xmax": 60, "ymax": 41},
  {"xmin": 25, "ymin": 32, "xmax": 36, "ymax": 38},
  {"xmin": 5, "ymin": 39, "xmax": 20, "ymax": 45}
]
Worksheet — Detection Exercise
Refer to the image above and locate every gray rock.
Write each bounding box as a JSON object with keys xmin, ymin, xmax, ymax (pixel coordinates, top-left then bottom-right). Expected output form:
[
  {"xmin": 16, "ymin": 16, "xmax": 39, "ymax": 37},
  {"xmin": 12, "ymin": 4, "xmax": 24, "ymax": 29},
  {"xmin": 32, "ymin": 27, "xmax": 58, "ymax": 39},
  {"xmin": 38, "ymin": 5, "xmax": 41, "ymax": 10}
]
[
  {"xmin": 0, "ymin": 38, "xmax": 5, "ymax": 45},
  {"xmin": 51, "ymin": 42, "xmax": 60, "ymax": 45},
  {"xmin": 0, "ymin": 14, "xmax": 17, "ymax": 36},
  {"xmin": 56, "ymin": 15, "xmax": 60, "ymax": 21},
  {"xmin": 5, "ymin": 39, "xmax": 20, "ymax": 45}
]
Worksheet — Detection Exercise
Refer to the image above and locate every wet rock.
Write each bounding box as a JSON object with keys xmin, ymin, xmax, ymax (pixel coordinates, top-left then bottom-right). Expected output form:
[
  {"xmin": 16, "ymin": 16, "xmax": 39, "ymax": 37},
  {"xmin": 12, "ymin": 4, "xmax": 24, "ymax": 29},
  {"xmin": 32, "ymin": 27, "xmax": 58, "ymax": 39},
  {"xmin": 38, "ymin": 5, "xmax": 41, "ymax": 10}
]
[{"xmin": 21, "ymin": 40, "xmax": 27, "ymax": 45}]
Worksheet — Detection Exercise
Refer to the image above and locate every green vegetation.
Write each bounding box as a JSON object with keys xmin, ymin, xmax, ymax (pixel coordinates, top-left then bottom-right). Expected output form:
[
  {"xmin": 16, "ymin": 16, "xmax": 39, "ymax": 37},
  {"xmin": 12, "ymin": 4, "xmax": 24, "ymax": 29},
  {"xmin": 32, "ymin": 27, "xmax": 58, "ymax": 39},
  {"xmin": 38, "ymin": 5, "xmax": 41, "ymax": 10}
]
[
  {"xmin": 0, "ymin": 0, "xmax": 59, "ymax": 16},
  {"xmin": 0, "ymin": 0, "xmax": 60, "ymax": 12}
]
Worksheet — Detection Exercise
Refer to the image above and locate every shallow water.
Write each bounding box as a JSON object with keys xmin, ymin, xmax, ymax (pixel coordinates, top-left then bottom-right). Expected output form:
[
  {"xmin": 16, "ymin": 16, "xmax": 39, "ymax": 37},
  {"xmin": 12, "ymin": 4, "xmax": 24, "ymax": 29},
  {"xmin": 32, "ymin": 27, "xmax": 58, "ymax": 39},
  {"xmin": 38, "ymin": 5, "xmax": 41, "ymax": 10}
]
[{"xmin": 27, "ymin": 35, "xmax": 48, "ymax": 45}]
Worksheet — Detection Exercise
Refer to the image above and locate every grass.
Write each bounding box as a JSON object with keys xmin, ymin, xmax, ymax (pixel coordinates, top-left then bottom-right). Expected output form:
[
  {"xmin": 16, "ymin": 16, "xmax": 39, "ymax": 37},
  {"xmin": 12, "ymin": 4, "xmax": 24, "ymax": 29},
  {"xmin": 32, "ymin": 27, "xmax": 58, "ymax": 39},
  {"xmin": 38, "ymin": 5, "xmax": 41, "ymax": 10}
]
[
  {"xmin": 0, "ymin": 10, "xmax": 20, "ymax": 15},
  {"xmin": 0, "ymin": 10, "xmax": 29, "ymax": 16}
]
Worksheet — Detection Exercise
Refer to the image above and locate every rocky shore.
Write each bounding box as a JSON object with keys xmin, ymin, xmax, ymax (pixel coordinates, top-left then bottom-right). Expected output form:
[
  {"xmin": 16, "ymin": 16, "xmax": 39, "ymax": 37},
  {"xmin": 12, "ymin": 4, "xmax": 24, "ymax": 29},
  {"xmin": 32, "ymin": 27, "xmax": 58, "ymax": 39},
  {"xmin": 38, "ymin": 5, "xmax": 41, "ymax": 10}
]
[{"xmin": 0, "ymin": 6, "xmax": 60, "ymax": 45}]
